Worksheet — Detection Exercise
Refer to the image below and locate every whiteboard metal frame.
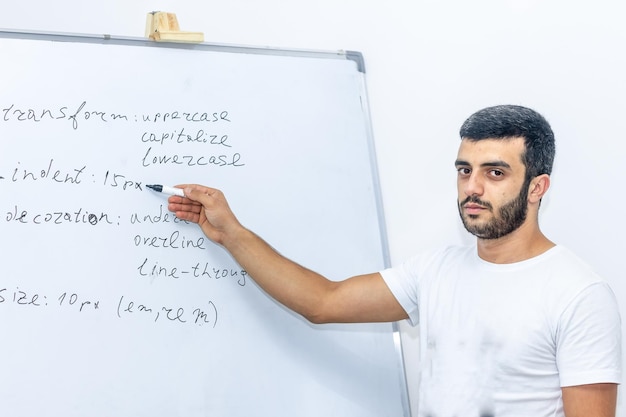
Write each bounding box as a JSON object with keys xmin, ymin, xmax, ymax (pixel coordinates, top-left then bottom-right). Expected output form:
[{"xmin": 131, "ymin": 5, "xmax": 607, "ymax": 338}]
[{"xmin": 0, "ymin": 28, "xmax": 366, "ymax": 71}]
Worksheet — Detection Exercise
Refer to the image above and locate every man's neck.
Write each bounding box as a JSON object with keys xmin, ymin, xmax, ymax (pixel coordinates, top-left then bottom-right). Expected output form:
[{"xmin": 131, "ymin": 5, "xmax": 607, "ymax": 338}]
[{"xmin": 476, "ymin": 222, "xmax": 555, "ymax": 264}]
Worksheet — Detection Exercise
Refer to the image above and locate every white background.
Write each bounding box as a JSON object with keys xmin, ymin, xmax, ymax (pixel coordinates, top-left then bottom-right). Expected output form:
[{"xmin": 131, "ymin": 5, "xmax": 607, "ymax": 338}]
[{"xmin": 2, "ymin": 1, "xmax": 625, "ymax": 415}]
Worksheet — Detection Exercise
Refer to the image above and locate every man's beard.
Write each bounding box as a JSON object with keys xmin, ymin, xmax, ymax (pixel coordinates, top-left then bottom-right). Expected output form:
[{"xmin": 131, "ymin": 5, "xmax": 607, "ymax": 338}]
[{"xmin": 458, "ymin": 181, "xmax": 529, "ymax": 240}]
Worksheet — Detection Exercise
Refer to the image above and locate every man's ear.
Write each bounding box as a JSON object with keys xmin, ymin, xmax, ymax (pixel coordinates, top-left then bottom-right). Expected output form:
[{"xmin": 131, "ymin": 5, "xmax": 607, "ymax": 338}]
[{"xmin": 528, "ymin": 174, "xmax": 550, "ymax": 204}]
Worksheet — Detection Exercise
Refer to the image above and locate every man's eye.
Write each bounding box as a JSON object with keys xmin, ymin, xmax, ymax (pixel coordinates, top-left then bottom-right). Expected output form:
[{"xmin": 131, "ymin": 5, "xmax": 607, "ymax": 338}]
[
  {"xmin": 490, "ymin": 170, "xmax": 504, "ymax": 177},
  {"xmin": 457, "ymin": 167, "xmax": 471, "ymax": 175}
]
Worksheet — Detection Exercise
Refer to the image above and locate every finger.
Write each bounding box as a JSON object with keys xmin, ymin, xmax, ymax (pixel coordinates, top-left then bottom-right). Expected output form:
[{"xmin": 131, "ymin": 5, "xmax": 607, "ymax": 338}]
[
  {"xmin": 173, "ymin": 184, "xmax": 218, "ymax": 198},
  {"xmin": 167, "ymin": 195, "xmax": 186, "ymax": 204},
  {"xmin": 182, "ymin": 186, "xmax": 223, "ymax": 209},
  {"xmin": 167, "ymin": 201, "xmax": 202, "ymax": 214},
  {"xmin": 172, "ymin": 209, "xmax": 200, "ymax": 223}
]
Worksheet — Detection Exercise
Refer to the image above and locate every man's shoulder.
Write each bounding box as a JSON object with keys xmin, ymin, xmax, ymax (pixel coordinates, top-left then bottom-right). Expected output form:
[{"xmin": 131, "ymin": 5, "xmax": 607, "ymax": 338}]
[
  {"xmin": 381, "ymin": 245, "xmax": 468, "ymax": 276},
  {"xmin": 541, "ymin": 245, "xmax": 604, "ymax": 284}
]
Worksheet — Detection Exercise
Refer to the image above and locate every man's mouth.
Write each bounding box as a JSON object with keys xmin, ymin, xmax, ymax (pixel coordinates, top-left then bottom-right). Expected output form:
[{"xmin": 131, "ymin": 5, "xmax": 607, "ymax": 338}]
[{"xmin": 463, "ymin": 203, "xmax": 488, "ymax": 215}]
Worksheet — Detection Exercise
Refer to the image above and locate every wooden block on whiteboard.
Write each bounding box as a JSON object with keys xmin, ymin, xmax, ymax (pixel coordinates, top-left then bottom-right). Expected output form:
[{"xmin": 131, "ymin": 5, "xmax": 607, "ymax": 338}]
[
  {"xmin": 152, "ymin": 31, "xmax": 205, "ymax": 43},
  {"xmin": 145, "ymin": 11, "xmax": 204, "ymax": 43},
  {"xmin": 159, "ymin": 12, "xmax": 180, "ymax": 31},
  {"xmin": 145, "ymin": 11, "xmax": 161, "ymax": 38}
]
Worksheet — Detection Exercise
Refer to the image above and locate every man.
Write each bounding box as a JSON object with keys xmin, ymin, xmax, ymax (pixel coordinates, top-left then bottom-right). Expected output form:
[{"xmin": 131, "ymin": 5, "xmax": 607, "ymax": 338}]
[{"xmin": 166, "ymin": 105, "xmax": 621, "ymax": 417}]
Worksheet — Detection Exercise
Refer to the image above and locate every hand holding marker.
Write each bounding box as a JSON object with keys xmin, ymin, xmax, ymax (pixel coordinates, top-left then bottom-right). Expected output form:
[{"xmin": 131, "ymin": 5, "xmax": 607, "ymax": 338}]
[{"xmin": 146, "ymin": 184, "xmax": 185, "ymax": 197}]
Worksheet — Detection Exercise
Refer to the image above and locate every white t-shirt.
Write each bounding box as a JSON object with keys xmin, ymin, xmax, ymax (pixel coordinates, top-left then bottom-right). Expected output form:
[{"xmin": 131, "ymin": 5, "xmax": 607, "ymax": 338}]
[{"xmin": 380, "ymin": 245, "xmax": 622, "ymax": 417}]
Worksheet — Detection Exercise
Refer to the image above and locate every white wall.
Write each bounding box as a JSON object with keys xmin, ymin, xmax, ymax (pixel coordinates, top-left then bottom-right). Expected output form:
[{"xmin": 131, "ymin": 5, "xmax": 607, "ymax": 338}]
[{"xmin": 3, "ymin": 1, "xmax": 625, "ymax": 415}]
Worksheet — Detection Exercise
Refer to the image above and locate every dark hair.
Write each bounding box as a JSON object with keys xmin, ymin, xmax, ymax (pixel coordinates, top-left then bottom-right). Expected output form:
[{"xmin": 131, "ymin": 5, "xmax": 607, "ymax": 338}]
[{"xmin": 459, "ymin": 105, "xmax": 555, "ymax": 179}]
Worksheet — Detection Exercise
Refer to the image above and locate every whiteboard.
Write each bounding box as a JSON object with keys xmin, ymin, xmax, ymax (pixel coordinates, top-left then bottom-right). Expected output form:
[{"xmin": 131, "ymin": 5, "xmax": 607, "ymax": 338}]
[{"xmin": 0, "ymin": 31, "xmax": 409, "ymax": 417}]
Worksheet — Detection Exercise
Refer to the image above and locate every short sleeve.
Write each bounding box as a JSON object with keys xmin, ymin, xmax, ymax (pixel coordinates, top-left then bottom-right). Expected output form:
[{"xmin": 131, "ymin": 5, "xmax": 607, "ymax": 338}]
[
  {"xmin": 556, "ymin": 282, "xmax": 622, "ymax": 386},
  {"xmin": 379, "ymin": 257, "xmax": 422, "ymax": 326}
]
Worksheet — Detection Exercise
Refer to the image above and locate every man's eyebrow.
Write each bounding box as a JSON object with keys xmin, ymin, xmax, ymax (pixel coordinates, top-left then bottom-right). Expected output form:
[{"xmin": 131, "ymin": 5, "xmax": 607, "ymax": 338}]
[{"xmin": 454, "ymin": 159, "xmax": 512, "ymax": 169}]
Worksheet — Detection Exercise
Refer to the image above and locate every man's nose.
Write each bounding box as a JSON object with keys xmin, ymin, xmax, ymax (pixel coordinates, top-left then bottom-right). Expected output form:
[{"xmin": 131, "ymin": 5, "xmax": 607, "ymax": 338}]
[{"xmin": 464, "ymin": 173, "xmax": 484, "ymax": 197}]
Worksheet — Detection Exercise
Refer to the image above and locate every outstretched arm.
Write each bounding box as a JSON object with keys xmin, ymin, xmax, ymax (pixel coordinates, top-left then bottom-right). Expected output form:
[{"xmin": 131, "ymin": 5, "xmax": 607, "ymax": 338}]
[{"xmin": 167, "ymin": 184, "xmax": 408, "ymax": 324}]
